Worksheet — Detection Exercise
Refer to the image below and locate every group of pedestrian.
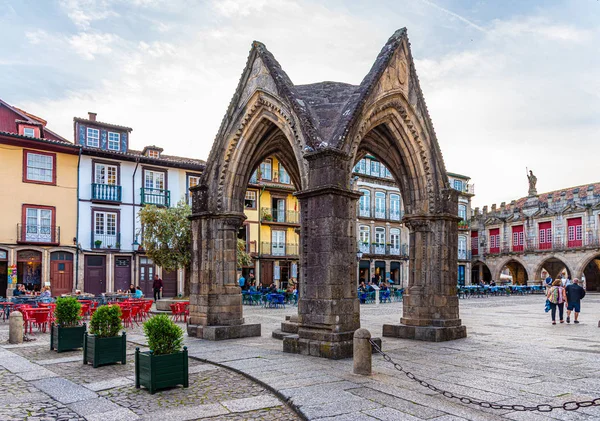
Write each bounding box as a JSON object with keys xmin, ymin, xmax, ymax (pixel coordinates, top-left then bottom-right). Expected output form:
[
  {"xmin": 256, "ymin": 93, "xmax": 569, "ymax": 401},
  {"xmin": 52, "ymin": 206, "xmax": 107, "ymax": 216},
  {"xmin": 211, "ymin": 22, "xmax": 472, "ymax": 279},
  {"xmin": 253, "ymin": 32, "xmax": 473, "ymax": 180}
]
[{"xmin": 546, "ymin": 278, "xmax": 586, "ymax": 325}]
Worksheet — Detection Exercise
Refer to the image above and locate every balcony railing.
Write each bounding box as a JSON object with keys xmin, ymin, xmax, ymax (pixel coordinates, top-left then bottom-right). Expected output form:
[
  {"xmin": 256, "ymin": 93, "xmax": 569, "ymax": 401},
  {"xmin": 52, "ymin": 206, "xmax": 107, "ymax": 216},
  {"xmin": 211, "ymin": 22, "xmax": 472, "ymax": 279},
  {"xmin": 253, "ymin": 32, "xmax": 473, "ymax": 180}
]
[
  {"xmin": 92, "ymin": 183, "xmax": 122, "ymax": 202},
  {"xmin": 359, "ymin": 208, "xmax": 371, "ymax": 218},
  {"xmin": 91, "ymin": 233, "xmax": 121, "ymax": 250},
  {"xmin": 357, "ymin": 243, "xmax": 409, "ymax": 258},
  {"xmin": 482, "ymin": 235, "xmax": 600, "ymax": 255},
  {"xmin": 141, "ymin": 187, "xmax": 170, "ymax": 207},
  {"xmin": 260, "ymin": 242, "xmax": 299, "ymax": 256},
  {"xmin": 458, "ymin": 250, "xmax": 472, "ymax": 260},
  {"xmin": 260, "ymin": 208, "xmax": 299, "ymax": 224},
  {"xmin": 17, "ymin": 224, "xmax": 59, "ymax": 244},
  {"xmin": 390, "ymin": 211, "xmax": 402, "ymax": 221},
  {"xmin": 374, "ymin": 209, "xmax": 386, "ymax": 219}
]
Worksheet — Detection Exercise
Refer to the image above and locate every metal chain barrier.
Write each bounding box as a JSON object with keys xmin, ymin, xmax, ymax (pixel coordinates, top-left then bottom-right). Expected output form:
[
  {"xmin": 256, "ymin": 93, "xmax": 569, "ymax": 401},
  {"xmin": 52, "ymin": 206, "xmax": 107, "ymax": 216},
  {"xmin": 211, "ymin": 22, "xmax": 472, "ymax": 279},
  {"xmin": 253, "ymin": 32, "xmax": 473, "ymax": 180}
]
[{"xmin": 369, "ymin": 339, "xmax": 600, "ymax": 412}]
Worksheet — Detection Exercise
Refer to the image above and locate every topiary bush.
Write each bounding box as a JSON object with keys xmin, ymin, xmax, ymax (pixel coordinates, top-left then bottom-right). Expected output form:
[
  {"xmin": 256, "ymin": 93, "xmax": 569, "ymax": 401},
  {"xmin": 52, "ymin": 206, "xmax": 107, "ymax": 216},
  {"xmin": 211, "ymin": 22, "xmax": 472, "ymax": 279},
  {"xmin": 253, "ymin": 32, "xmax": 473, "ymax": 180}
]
[
  {"xmin": 143, "ymin": 314, "xmax": 183, "ymax": 355},
  {"xmin": 55, "ymin": 297, "xmax": 82, "ymax": 327},
  {"xmin": 89, "ymin": 305, "xmax": 123, "ymax": 338}
]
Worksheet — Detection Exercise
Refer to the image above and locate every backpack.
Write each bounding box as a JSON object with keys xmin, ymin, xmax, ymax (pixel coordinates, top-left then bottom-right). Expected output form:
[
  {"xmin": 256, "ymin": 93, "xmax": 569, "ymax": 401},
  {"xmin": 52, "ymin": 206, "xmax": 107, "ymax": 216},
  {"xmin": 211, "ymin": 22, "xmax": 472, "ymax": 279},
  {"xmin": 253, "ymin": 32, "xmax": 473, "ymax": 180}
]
[{"xmin": 548, "ymin": 287, "xmax": 559, "ymax": 304}]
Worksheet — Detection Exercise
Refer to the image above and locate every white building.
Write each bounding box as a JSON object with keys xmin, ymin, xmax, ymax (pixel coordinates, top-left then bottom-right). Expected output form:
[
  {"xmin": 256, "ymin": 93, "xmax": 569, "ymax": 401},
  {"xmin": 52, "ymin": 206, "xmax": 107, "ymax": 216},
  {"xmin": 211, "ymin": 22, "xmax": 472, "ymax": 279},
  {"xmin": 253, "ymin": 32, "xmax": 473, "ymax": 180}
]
[{"xmin": 74, "ymin": 112, "xmax": 204, "ymax": 297}]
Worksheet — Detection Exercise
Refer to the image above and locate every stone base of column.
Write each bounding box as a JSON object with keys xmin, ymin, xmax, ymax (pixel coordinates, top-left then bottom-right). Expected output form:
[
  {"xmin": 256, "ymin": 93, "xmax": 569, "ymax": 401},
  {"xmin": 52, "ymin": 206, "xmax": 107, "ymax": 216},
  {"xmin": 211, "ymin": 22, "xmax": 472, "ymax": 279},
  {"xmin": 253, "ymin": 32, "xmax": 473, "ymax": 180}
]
[
  {"xmin": 283, "ymin": 335, "xmax": 354, "ymax": 360},
  {"xmin": 382, "ymin": 323, "xmax": 466, "ymax": 342},
  {"xmin": 187, "ymin": 323, "xmax": 261, "ymax": 341}
]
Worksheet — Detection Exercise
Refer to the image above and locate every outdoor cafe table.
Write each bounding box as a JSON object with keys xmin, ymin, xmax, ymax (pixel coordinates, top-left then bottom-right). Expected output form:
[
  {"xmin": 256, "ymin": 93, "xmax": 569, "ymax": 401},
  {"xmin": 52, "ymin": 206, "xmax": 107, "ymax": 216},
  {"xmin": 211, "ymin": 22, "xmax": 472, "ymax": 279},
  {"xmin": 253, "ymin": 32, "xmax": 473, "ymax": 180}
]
[{"xmin": 0, "ymin": 302, "xmax": 15, "ymax": 321}]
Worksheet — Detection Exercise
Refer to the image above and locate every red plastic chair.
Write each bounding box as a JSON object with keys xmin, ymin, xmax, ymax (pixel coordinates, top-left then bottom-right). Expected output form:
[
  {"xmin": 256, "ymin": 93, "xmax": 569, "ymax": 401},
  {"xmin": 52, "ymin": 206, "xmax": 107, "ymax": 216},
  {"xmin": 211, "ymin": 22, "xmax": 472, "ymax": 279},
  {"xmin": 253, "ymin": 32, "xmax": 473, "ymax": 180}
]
[
  {"xmin": 120, "ymin": 307, "xmax": 133, "ymax": 328},
  {"xmin": 32, "ymin": 310, "xmax": 51, "ymax": 333}
]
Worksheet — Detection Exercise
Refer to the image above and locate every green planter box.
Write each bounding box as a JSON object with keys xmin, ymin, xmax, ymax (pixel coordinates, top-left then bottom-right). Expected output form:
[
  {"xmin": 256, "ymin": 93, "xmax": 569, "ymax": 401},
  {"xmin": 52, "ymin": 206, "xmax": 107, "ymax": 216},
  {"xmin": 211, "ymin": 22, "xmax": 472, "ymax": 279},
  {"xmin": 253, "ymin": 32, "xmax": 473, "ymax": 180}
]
[
  {"xmin": 50, "ymin": 323, "xmax": 86, "ymax": 353},
  {"xmin": 83, "ymin": 332, "xmax": 127, "ymax": 368},
  {"xmin": 135, "ymin": 347, "xmax": 189, "ymax": 394}
]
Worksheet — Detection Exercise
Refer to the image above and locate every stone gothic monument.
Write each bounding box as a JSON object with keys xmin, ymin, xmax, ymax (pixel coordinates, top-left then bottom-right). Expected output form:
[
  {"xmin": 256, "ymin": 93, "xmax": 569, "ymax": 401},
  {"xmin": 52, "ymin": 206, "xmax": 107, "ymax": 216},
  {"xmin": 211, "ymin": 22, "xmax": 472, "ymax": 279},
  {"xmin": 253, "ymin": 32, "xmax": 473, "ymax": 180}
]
[{"xmin": 187, "ymin": 28, "xmax": 466, "ymax": 359}]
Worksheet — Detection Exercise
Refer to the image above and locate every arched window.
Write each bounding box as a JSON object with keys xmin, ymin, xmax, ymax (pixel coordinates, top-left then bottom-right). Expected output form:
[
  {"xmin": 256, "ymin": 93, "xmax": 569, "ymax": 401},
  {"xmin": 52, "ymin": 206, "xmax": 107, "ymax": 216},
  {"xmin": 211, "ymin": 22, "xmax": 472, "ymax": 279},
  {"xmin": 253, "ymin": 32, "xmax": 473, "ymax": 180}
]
[
  {"xmin": 390, "ymin": 194, "xmax": 401, "ymax": 220},
  {"xmin": 374, "ymin": 227, "xmax": 386, "ymax": 254},
  {"xmin": 359, "ymin": 189, "xmax": 370, "ymax": 218},
  {"xmin": 359, "ymin": 225, "xmax": 370, "ymax": 253},
  {"xmin": 390, "ymin": 228, "xmax": 400, "ymax": 255},
  {"xmin": 375, "ymin": 192, "xmax": 386, "ymax": 218},
  {"xmin": 458, "ymin": 235, "xmax": 467, "ymax": 260}
]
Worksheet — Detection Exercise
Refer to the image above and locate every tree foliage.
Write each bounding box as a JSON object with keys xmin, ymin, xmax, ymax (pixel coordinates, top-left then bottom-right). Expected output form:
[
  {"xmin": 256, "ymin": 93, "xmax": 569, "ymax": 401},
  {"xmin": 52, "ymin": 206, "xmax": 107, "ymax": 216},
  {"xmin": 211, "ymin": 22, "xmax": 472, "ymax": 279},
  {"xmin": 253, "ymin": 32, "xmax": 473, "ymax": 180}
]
[
  {"xmin": 237, "ymin": 238, "xmax": 252, "ymax": 268},
  {"xmin": 138, "ymin": 201, "xmax": 192, "ymax": 272},
  {"xmin": 139, "ymin": 201, "xmax": 254, "ymax": 276}
]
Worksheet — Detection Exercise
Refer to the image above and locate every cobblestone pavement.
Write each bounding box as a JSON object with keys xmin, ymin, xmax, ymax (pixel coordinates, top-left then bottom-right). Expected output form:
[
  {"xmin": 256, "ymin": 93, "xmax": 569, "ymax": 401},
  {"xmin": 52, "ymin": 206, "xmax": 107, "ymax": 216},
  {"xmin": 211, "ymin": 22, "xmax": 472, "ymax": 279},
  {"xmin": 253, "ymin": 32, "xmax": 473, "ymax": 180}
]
[
  {"xmin": 0, "ymin": 319, "xmax": 301, "ymax": 421},
  {"xmin": 2, "ymin": 295, "xmax": 600, "ymax": 420}
]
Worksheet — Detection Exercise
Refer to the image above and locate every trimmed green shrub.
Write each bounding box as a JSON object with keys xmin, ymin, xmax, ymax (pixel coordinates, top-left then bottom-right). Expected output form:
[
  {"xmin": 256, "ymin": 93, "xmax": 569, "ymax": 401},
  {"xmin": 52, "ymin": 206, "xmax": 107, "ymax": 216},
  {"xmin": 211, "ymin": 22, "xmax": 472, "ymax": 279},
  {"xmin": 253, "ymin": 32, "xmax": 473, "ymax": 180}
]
[
  {"xmin": 143, "ymin": 315, "xmax": 183, "ymax": 355},
  {"xmin": 55, "ymin": 297, "xmax": 82, "ymax": 327},
  {"xmin": 89, "ymin": 305, "xmax": 123, "ymax": 338}
]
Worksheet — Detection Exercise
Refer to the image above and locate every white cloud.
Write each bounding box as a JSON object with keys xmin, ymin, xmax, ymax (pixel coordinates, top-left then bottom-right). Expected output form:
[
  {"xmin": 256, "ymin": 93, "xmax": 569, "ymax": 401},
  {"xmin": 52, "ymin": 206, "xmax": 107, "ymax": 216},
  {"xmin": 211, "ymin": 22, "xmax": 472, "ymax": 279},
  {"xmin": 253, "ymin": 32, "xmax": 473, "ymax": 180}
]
[
  {"xmin": 25, "ymin": 29, "xmax": 49, "ymax": 45},
  {"xmin": 490, "ymin": 17, "xmax": 592, "ymax": 42},
  {"xmin": 211, "ymin": 0, "xmax": 270, "ymax": 18},
  {"xmin": 59, "ymin": 0, "xmax": 119, "ymax": 29},
  {"xmin": 68, "ymin": 32, "xmax": 120, "ymax": 60}
]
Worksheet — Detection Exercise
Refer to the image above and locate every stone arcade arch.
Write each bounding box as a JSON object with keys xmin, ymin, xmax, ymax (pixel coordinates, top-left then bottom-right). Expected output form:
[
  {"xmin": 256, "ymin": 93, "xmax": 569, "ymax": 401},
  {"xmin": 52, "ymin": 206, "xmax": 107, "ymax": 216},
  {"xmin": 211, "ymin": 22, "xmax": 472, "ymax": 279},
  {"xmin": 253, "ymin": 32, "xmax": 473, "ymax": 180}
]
[
  {"xmin": 534, "ymin": 257, "xmax": 572, "ymax": 281},
  {"xmin": 579, "ymin": 253, "xmax": 600, "ymax": 292},
  {"xmin": 188, "ymin": 29, "xmax": 466, "ymax": 359},
  {"xmin": 496, "ymin": 257, "xmax": 530, "ymax": 285}
]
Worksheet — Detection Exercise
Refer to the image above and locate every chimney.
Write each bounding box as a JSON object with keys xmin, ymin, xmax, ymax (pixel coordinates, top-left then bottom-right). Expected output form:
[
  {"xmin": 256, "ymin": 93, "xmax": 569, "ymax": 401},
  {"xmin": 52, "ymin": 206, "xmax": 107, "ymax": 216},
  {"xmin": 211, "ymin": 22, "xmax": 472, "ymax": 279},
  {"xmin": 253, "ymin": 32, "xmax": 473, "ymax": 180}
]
[
  {"xmin": 500, "ymin": 202, "xmax": 506, "ymax": 212},
  {"xmin": 474, "ymin": 207, "xmax": 480, "ymax": 215},
  {"xmin": 483, "ymin": 206, "xmax": 488, "ymax": 215},
  {"xmin": 547, "ymin": 193, "xmax": 553, "ymax": 207},
  {"xmin": 88, "ymin": 112, "xmax": 97, "ymax": 121},
  {"xmin": 491, "ymin": 204, "xmax": 497, "ymax": 213}
]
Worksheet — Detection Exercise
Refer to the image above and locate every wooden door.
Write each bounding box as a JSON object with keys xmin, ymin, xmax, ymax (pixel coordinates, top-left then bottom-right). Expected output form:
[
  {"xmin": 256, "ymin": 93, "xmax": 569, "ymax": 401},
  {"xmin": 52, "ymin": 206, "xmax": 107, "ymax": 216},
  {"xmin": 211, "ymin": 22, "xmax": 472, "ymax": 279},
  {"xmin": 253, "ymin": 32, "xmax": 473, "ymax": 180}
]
[
  {"xmin": 162, "ymin": 269, "xmax": 177, "ymax": 297},
  {"xmin": 50, "ymin": 252, "xmax": 73, "ymax": 297},
  {"xmin": 260, "ymin": 261, "xmax": 273, "ymax": 286},
  {"xmin": 139, "ymin": 257, "xmax": 155, "ymax": 297},
  {"xmin": 84, "ymin": 255, "xmax": 106, "ymax": 295},
  {"xmin": 114, "ymin": 257, "xmax": 131, "ymax": 292}
]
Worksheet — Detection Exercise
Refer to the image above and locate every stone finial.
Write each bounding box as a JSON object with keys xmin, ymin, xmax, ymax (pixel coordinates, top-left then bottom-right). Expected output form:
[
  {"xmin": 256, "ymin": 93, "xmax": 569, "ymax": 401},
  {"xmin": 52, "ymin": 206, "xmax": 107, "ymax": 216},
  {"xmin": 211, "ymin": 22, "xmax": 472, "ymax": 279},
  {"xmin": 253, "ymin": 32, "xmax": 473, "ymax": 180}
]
[
  {"xmin": 474, "ymin": 207, "xmax": 480, "ymax": 215},
  {"xmin": 491, "ymin": 204, "xmax": 497, "ymax": 212},
  {"xmin": 482, "ymin": 206, "xmax": 488, "ymax": 214},
  {"xmin": 500, "ymin": 202, "xmax": 506, "ymax": 210}
]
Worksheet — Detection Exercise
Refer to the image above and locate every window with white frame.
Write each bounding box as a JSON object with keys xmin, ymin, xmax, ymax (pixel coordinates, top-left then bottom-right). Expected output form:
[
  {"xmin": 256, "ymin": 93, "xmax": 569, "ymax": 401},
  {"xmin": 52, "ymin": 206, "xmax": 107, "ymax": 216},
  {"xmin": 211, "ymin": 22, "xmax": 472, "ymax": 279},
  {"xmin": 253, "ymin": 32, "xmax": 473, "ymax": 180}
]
[
  {"xmin": 359, "ymin": 225, "xmax": 370, "ymax": 245},
  {"xmin": 245, "ymin": 190, "xmax": 257, "ymax": 209},
  {"xmin": 359, "ymin": 189, "xmax": 370, "ymax": 217},
  {"xmin": 144, "ymin": 170, "xmax": 166, "ymax": 205},
  {"xmin": 458, "ymin": 204, "xmax": 467, "ymax": 221},
  {"xmin": 453, "ymin": 179, "xmax": 463, "ymax": 192},
  {"xmin": 271, "ymin": 230, "xmax": 286, "ymax": 256},
  {"xmin": 23, "ymin": 127, "xmax": 35, "ymax": 137},
  {"xmin": 374, "ymin": 227, "xmax": 386, "ymax": 253},
  {"xmin": 24, "ymin": 207, "xmax": 53, "ymax": 242},
  {"xmin": 87, "ymin": 128, "xmax": 100, "ymax": 147},
  {"xmin": 187, "ymin": 175, "xmax": 200, "ymax": 205},
  {"xmin": 390, "ymin": 228, "xmax": 400, "ymax": 250},
  {"xmin": 94, "ymin": 211, "xmax": 118, "ymax": 248},
  {"xmin": 371, "ymin": 160, "xmax": 380, "ymax": 177},
  {"xmin": 95, "ymin": 163, "xmax": 118, "ymax": 185},
  {"xmin": 147, "ymin": 150, "xmax": 160, "ymax": 158},
  {"xmin": 512, "ymin": 230, "xmax": 524, "ymax": 245},
  {"xmin": 458, "ymin": 235, "xmax": 467, "ymax": 259},
  {"xmin": 379, "ymin": 164, "xmax": 387, "ymax": 178},
  {"xmin": 107, "ymin": 132, "xmax": 120, "ymax": 151},
  {"xmin": 24, "ymin": 151, "xmax": 54, "ymax": 183},
  {"xmin": 375, "ymin": 191, "xmax": 386, "ymax": 218},
  {"xmin": 568, "ymin": 225, "xmax": 583, "ymax": 241},
  {"xmin": 390, "ymin": 194, "xmax": 401, "ymax": 220},
  {"xmin": 260, "ymin": 159, "xmax": 272, "ymax": 180},
  {"xmin": 278, "ymin": 162, "xmax": 290, "ymax": 184}
]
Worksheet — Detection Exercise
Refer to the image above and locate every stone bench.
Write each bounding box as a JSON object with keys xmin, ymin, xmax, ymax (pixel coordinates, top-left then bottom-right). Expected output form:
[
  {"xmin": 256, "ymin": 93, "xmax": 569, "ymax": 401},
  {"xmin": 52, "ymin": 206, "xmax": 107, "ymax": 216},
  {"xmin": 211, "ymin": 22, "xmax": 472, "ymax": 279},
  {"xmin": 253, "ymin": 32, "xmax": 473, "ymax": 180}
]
[{"xmin": 155, "ymin": 298, "xmax": 187, "ymax": 312}]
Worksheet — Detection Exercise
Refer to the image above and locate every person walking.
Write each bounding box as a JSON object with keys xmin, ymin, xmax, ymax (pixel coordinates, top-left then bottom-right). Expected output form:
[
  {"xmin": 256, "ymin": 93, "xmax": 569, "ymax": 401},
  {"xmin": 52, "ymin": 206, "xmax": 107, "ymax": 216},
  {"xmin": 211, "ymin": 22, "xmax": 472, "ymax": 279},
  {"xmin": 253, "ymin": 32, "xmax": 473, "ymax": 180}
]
[
  {"xmin": 547, "ymin": 279, "xmax": 567, "ymax": 325},
  {"xmin": 565, "ymin": 278, "xmax": 586, "ymax": 324},
  {"xmin": 152, "ymin": 274, "xmax": 163, "ymax": 302}
]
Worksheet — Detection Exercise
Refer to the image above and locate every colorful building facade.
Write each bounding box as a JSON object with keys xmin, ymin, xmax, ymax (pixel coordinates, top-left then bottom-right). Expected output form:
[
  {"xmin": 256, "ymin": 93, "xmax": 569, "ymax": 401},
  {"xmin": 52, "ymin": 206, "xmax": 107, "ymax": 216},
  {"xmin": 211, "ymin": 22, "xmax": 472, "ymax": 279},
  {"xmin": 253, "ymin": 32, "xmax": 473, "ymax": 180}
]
[{"xmin": 0, "ymin": 100, "xmax": 79, "ymax": 297}]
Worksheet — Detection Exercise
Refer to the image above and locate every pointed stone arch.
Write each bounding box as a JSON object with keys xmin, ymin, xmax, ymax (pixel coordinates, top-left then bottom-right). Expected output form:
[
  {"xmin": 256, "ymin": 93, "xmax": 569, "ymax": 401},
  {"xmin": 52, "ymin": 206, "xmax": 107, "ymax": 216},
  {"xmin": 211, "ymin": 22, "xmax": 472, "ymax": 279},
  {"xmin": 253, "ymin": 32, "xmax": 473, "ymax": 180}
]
[{"xmin": 188, "ymin": 28, "xmax": 466, "ymax": 353}]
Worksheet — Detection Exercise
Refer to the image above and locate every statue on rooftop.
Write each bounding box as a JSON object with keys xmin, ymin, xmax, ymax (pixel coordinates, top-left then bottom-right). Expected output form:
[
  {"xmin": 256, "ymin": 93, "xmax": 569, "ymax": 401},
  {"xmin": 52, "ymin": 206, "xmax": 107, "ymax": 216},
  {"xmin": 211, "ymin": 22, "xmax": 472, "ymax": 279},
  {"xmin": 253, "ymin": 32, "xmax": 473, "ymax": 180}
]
[{"xmin": 527, "ymin": 169, "xmax": 537, "ymax": 196}]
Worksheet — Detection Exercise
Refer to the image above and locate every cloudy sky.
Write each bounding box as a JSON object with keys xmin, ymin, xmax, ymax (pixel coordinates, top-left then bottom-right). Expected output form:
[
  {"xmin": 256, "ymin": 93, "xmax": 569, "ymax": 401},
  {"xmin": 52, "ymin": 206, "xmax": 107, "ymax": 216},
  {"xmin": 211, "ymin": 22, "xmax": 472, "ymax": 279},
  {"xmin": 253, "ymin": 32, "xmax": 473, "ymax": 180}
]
[{"xmin": 1, "ymin": 0, "xmax": 599, "ymax": 207}]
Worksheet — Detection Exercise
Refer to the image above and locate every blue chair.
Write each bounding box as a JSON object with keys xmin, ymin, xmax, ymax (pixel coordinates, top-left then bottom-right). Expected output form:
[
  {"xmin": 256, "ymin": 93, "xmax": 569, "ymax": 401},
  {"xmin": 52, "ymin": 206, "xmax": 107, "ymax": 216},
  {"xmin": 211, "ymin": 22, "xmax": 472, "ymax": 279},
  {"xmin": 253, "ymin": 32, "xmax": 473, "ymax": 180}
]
[{"xmin": 380, "ymin": 290, "xmax": 392, "ymax": 303}]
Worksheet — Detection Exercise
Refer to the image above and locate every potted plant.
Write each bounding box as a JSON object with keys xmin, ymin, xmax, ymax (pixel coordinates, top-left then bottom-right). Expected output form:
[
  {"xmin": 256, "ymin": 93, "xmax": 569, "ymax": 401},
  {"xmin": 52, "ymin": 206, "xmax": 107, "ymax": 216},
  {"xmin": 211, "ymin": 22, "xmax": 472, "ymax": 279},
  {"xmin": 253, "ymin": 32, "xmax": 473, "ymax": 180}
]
[
  {"xmin": 94, "ymin": 240, "xmax": 102, "ymax": 248},
  {"xmin": 83, "ymin": 305, "xmax": 127, "ymax": 368},
  {"xmin": 135, "ymin": 315, "xmax": 188, "ymax": 394},
  {"xmin": 115, "ymin": 242, "xmax": 121, "ymax": 249},
  {"xmin": 50, "ymin": 297, "xmax": 86, "ymax": 353}
]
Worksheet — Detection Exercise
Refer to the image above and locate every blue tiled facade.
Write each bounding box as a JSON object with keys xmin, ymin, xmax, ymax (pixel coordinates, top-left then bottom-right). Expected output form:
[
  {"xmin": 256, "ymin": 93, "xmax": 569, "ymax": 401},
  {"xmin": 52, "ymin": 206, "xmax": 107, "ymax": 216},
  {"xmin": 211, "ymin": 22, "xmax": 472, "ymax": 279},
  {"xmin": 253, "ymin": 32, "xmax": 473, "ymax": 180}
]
[{"xmin": 76, "ymin": 122, "xmax": 128, "ymax": 152}]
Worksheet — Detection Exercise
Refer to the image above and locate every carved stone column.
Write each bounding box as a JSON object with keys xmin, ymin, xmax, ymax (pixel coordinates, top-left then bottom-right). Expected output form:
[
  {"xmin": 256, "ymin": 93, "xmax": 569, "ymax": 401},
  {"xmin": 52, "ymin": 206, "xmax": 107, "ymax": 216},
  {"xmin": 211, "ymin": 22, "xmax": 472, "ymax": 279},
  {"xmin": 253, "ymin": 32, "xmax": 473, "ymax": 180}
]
[
  {"xmin": 187, "ymin": 211, "xmax": 261, "ymax": 340},
  {"xmin": 383, "ymin": 213, "xmax": 467, "ymax": 341},
  {"xmin": 283, "ymin": 149, "xmax": 362, "ymax": 359}
]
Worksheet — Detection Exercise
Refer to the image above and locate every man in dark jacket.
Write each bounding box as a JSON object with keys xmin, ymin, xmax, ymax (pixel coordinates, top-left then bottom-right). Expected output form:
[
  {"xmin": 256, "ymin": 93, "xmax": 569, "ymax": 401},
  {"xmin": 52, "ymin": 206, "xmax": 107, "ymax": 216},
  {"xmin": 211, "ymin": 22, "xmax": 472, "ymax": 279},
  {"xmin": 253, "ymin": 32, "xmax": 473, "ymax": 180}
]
[
  {"xmin": 152, "ymin": 275, "xmax": 163, "ymax": 302},
  {"xmin": 565, "ymin": 278, "xmax": 586, "ymax": 324}
]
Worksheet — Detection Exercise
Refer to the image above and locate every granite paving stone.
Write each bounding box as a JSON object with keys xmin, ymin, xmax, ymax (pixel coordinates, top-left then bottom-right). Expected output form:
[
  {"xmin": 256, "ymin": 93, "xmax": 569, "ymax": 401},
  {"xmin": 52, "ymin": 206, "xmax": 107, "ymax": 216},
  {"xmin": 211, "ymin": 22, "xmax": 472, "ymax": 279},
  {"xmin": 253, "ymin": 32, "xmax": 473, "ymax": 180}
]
[
  {"xmin": 221, "ymin": 395, "xmax": 283, "ymax": 412},
  {"xmin": 32, "ymin": 377, "xmax": 98, "ymax": 404}
]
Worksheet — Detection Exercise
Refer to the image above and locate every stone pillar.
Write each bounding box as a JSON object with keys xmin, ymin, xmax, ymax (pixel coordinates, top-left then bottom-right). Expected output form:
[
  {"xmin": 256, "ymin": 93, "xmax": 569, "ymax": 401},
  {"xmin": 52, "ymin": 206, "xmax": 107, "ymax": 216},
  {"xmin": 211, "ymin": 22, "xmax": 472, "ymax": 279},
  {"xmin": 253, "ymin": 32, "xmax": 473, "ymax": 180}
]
[
  {"xmin": 283, "ymin": 150, "xmax": 362, "ymax": 359},
  {"xmin": 353, "ymin": 328, "xmax": 372, "ymax": 375},
  {"xmin": 187, "ymin": 212, "xmax": 261, "ymax": 340},
  {"xmin": 9, "ymin": 311, "xmax": 23, "ymax": 344},
  {"xmin": 383, "ymin": 214, "xmax": 467, "ymax": 342}
]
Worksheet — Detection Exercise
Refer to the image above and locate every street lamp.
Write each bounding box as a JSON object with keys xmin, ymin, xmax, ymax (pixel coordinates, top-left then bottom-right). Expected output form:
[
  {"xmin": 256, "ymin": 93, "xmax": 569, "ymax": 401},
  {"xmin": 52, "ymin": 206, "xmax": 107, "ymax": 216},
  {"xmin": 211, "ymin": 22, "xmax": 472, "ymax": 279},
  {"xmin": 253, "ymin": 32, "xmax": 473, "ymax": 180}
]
[{"xmin": 356, "ymin": 250, "xmax": 363, "ymax": 262}]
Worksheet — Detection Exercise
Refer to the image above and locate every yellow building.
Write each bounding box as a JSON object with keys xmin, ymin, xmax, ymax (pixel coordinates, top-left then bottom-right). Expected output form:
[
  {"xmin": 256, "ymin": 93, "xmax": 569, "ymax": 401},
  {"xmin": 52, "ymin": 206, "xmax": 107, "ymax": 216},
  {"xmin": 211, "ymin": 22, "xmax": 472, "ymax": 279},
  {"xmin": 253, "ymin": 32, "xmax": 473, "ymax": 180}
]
[
  {"xmin": 242, "ymin": 156, "xmax": 299, "ymax": 288},
  {"xmin": 0, "ymin": 100, "xmax": 79, "ymax": 297}
]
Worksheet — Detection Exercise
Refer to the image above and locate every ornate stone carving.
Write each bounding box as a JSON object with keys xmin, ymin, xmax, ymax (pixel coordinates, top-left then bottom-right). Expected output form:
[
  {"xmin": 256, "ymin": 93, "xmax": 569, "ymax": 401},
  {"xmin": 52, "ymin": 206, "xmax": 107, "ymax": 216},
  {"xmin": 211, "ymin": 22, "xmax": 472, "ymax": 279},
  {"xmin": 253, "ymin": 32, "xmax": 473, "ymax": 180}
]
[
  {"xmin": 405, "ymin": 219, "xmax": 431, "ymax": 232},
  {"xmin": 372, "ymin": 45, "xmax": 409, "ymax": 100}
]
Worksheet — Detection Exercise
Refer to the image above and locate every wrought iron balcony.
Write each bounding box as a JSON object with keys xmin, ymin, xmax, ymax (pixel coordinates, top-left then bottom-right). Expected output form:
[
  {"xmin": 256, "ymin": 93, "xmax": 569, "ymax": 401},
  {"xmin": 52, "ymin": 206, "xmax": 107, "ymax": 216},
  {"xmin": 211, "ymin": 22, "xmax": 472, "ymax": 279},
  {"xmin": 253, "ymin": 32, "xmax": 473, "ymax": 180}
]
[
  {"xmin": 358, "ymin": 208, "xmax": 371, "ymax": 218},
  {"xmin": 260, "ymin": 208, "xmax": 299, "ymax": 224},
  {"xmin": 260, "ymin": 242, "xmax": 299, "ymax": 256},
  {"xmin": 374, "ymin": 209, "xmax": 386, "ymax": 219},
  {"xmin": 91, "ymin": 183, "xmax": 122, "ymax": 202},
  {"xmin": 17, "ymin": 224, "xmax": 60, "ymax": 244},
  {"xmin": 91, "ymin": 233, "xmax": 121, "ymax": 250},
  {"xmin": 389, "ymin": 211, "xmax": 402, "ymax": 221},
  {"xmin": 140, "ymin": 187, "xmax": 170, "ymax": 207}
]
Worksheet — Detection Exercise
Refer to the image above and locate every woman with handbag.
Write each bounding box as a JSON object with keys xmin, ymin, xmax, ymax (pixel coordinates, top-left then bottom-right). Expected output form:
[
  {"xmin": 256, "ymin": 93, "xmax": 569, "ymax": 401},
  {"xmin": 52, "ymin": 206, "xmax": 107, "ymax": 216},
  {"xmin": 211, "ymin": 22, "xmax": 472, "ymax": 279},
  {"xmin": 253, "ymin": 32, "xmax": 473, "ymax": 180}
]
[{"xmin": 546, "ymin": 279, "xmax": 567, "ymax": 325}]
